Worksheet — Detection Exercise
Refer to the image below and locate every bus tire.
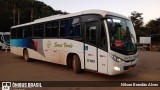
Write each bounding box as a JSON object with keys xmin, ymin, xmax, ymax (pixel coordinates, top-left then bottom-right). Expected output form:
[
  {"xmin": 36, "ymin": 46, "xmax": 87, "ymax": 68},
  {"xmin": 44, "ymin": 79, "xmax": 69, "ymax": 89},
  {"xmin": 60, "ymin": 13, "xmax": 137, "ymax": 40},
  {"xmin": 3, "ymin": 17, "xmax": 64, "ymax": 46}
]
[
  {"xmin": 72, "ymin": 55, "xmax": 81, "ymax": 74},
  {"xmin": 23, "ymin": 50, "xmax": 31, "ymax": 62}
]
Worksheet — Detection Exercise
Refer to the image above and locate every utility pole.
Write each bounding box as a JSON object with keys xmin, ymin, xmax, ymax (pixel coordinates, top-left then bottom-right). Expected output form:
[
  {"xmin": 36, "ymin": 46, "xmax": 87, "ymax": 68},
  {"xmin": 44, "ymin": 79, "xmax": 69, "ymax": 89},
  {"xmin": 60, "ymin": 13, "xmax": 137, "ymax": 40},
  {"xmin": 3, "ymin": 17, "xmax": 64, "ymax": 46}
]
[
  {"xmin": 31, "ymin": 9, "xmax": 33, "ymax": 21},
  {"xmin": 13, "ymin": 0, "xmax": 16, "ymax": 25},
  {"xmin": 31, "ymin": 1, "xmax": 34, "ymax": 22},
  {"xmin": 18, "ymin": 9, "xmax": 20, "ymax": 25}
]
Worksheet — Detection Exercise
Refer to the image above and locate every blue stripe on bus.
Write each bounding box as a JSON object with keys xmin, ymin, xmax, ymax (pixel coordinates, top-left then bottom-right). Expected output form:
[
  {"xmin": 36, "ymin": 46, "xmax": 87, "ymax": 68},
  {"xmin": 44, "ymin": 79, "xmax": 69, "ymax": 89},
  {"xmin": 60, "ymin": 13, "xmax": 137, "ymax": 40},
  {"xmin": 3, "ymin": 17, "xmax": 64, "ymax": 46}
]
[{"xmin": 10, "ymin": 39, "xmax": 34, "ymax": 49}]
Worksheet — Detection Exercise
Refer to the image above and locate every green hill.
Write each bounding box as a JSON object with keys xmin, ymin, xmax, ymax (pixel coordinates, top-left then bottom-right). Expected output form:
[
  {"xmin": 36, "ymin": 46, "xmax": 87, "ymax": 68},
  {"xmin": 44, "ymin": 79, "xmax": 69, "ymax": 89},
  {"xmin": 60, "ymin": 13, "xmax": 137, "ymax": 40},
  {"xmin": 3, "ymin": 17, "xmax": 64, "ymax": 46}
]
[{"xmin": 0, "ymin": 0, "xmax": 67, "ymax": 32}]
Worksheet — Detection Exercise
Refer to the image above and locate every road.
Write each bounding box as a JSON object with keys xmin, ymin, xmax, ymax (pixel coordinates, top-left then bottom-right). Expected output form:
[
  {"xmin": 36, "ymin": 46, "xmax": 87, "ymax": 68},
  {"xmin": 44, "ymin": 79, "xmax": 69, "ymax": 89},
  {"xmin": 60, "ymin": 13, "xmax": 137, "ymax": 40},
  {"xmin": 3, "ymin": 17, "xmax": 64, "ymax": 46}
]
[{"xmin": 0, "ymin": 51, "xmax": 160, "ymax": 90}]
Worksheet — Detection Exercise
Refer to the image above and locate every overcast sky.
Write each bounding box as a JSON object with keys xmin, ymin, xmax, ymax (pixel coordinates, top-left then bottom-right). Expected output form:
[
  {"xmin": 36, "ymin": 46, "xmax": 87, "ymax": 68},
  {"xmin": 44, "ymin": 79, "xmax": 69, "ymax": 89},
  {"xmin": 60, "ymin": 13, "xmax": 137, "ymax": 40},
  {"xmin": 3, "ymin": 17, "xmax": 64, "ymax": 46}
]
[{"xmin": 39, "ymin": 0, "xmax": 160, "ymax": 24}]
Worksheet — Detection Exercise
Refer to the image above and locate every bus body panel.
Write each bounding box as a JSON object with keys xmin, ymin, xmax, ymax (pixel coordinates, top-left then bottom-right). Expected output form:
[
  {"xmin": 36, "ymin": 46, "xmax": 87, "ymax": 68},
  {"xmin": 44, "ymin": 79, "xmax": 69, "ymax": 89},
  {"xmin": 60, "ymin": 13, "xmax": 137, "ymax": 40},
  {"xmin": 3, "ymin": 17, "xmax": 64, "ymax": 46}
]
[
  {"xmin": 10, "ymin": 39, "xmax": 85, "ymax": 68},
  {"xmin": 97, "ymin": 49, "xmax": 108, "ymax": 74}
]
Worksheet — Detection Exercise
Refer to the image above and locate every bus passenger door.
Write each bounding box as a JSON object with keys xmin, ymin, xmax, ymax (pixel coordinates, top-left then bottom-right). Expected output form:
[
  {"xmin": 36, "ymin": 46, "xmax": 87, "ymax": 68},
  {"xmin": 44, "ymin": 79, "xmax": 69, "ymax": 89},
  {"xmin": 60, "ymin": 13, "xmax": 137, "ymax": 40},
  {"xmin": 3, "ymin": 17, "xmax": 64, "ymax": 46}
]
[
  {"xmin": 97, "ymin": 22, "xmax": 108, "ymax": 74},
  {"xmin": 84, "ymin": 22, "xmax": 98, "ymax": 71}
]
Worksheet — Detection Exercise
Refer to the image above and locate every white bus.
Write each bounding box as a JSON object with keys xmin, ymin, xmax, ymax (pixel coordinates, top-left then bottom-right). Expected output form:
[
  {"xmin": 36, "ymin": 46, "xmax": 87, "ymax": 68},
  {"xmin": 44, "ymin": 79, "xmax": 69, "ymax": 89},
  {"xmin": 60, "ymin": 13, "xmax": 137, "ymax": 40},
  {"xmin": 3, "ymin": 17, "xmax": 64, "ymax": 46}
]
[
  {"xmin": 10, "ymin": 10, "xmax": 138, "ymax": 75},
  {"xmin": 0, "ymin": 32, "xmax": 10, "ymax": 50}
]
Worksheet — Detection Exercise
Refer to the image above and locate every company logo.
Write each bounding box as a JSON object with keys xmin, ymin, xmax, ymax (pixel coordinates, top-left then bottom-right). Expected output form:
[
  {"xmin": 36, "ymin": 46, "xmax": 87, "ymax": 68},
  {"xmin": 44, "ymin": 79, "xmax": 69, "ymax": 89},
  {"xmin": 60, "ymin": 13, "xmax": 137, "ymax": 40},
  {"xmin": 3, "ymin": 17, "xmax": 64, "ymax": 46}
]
[
  {"xmin": 2, "ymin": 82, "xmax": 11, "ymax": 90},
  {"xmin": 47, "ymin": 40, "xmax": 51, "ymax": 48},
  {"xmin": 2, "ymin": 82, "xmax": 43, "ymax": 90}
]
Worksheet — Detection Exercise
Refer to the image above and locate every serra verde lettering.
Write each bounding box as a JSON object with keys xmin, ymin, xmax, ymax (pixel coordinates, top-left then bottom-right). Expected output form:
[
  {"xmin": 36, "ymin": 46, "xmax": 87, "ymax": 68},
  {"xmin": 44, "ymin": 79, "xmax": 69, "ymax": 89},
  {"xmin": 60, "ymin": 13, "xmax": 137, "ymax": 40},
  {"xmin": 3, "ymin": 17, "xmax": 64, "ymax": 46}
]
[{"xmin": 54, "ymin": 42, "xmax": 73, "ymax": 48}]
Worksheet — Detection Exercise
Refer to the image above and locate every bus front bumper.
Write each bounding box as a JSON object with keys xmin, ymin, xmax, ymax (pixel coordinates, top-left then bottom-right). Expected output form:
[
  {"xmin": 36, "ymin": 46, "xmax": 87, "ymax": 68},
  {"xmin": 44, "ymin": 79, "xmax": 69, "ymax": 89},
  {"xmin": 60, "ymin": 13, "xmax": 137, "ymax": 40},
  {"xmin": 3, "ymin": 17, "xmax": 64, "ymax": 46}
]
[{"xmin": 107, "ymin": 57, "xmax": 138, "ymax": 75}]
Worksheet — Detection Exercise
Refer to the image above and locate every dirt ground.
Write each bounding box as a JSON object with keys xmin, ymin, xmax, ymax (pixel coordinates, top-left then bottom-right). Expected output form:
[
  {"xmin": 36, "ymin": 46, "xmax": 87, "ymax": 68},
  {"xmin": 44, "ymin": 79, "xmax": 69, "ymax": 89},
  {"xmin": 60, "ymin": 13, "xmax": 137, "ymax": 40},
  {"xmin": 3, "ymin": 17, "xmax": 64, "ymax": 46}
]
[{"xmin": 0, "ymin": 51, "xmax": 160, "ymax": 90}]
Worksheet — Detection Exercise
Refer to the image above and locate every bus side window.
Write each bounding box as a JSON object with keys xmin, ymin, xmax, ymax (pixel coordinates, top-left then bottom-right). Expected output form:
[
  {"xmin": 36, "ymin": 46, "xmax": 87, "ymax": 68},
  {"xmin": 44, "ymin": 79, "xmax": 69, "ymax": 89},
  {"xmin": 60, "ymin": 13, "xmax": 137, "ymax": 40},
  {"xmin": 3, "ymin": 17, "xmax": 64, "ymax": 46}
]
[
  {"xmin": 45, "ymin": 22, "xmax": 52, "ymax": 37},
  {"xmin": 17, "ymin": 27, "xmax": 23, "ymax": 38},
  {"xmin": 60, "ymin": 20, "xmax": 70, "ymax": 37},
  {"xmin": 34, "ymin": 24, "xmax": 44, "ymax": 38},
  {"xmin": 24, "ymin": 26, "xmax": 33, "ymax": 38},
  {"xmin": 45, "ymin": 21, "xmax": 59, "ymax": 37},
  {"xmin": 34, "ymin": 24, "xmax": 39, "ymax": 38},
  {"xmin": 39, "ymin": 24, "xmax": 44, "ymax": 37},
  {"xmin": 11, "ymin": 28, "xmax": 17, "ymax": 38},
  {"xmin": 27, "ymin": 25, "xmax": 33, "ymax": 38},
  {"xmin": 70, "ymin": 18, "xmax": 81, "ymax": 37},
  {"xmin": 52, "ymin": 21, "xmax": 59, "ymax": 37}
]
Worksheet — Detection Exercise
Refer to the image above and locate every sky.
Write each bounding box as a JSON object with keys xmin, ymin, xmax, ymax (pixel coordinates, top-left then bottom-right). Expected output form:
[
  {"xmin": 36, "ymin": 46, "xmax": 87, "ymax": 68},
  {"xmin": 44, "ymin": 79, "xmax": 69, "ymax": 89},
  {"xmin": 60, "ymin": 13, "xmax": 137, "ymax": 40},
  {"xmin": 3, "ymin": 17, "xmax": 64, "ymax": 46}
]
[{"xmin": 39, "ymin": 0, "xmax": 160, "ymax": 24}]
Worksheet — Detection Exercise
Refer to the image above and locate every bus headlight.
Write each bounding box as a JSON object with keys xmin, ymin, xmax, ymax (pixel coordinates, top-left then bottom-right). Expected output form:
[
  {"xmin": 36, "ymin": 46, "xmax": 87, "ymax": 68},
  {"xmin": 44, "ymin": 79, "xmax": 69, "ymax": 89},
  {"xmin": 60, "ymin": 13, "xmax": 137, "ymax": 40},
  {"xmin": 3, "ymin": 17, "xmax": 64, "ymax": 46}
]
[
  {"xmin": 114, "ymin": 66, "xmax": 121, "ymax": 71},
  {"xmin": 110, "ymin": 54, "xmax": 123, "ymax": 62}
]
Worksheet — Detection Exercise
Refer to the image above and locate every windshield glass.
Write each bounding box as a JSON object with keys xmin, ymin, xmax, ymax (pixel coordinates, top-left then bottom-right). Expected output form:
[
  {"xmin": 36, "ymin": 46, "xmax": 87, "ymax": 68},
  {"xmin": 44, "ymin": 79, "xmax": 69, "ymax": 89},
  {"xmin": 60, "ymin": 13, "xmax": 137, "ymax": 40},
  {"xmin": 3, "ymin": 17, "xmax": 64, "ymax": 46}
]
[
  {"xmin": 106, "ymin": 16, "xmax": 137, "ymax": 55},
  {"xmin": 3, "ymin": 35, "xmax": 10, "ymax": 43}
]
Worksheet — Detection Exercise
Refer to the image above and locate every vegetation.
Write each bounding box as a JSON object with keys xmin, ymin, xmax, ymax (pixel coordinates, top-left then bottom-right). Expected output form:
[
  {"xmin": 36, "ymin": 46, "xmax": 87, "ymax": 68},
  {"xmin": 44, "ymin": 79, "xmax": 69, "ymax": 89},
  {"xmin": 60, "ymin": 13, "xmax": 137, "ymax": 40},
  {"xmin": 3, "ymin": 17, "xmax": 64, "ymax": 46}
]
[
  {"xmin": 0, "ymin": 0, "xmax": 67, "ymax": 32},
  {"xmin": 0, "ymin": 0, "xmax": 159, "ymax": 38},
  {"xmin": 145, "ymin": 18, "xmax": 160, "ymax": 34},
  {"xmin": 130, "ymin": 11, "xmax": 160, "ymax": 41},
  {"xmin": 130, "ymin": 11, "xmax": 144, "ymax": 39}
]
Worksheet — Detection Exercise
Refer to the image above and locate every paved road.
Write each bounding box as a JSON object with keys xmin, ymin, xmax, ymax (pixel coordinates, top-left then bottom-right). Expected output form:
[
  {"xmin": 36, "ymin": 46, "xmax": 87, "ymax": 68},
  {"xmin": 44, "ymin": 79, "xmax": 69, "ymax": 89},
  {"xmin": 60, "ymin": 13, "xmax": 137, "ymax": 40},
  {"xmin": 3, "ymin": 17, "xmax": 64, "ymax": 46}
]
[{"xmin": 0, "ymin": 51, "xmax": 160, "ymax": 90}]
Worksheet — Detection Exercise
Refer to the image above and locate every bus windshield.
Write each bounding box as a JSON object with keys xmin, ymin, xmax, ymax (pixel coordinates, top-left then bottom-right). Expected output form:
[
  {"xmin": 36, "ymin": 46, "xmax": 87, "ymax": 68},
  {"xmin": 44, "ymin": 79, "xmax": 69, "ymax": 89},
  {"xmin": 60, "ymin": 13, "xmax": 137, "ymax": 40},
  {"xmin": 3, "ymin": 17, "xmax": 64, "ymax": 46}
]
[
  {"xmin": 3, "ymin": 35, "xmax": 10, "ymax": 44},
  {"xmin": 106, "ymin": 16, "xmax": 137, "ymax": 55}
]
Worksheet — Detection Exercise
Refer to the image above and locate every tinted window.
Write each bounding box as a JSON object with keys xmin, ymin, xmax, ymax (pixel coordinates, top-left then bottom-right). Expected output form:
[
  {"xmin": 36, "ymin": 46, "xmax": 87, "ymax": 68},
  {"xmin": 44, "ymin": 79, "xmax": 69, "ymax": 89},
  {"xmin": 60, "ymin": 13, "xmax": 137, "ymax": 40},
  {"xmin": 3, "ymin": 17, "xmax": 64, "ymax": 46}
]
[
  {"xmin": 17, "ymin": 28, "xmax": 23, "ymax": 38},
  {"xmin": 24, "ymin": 26, "xmax": 33, "ymax": 38},
  {"xmin": 60, "ymin": 20, "xmax": 70, "ymax": 37},
  {"xmin": 11, "ymin": 28, "xmax": 17, "ymax": 38},
  {"xmin": 86, "ymin": 22, "xmax": 97, "ymax": 45},
  {"xmin": 34, "ymin": 24, "xmax": 44, "ymax": 38},
  {"xmin": 70, "ymin": 18, "xmax": 81, "ymax": 36},
  {"xmin": 34, "ymin": 24, "xmax": 39, "ymax": 37},
  {"xmin": 99, "ymin": 23, "xmax": 107, "ymax": 51},
  {"xmin": 45, "ymin": 21, "xmax": 59, "ymax": 37},
  {"xmin": 3, "ymin": 35, "xmax": 10, "ymax": 43}
]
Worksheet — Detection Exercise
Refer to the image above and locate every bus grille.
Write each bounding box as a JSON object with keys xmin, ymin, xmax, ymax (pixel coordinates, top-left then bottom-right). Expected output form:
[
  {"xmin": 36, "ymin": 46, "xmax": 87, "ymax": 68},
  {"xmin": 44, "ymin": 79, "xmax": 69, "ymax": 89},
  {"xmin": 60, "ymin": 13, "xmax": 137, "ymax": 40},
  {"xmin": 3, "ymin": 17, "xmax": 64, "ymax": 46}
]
[{"xmin": 123, "ymin": 59, "xmax": 135, "ymax": 63}]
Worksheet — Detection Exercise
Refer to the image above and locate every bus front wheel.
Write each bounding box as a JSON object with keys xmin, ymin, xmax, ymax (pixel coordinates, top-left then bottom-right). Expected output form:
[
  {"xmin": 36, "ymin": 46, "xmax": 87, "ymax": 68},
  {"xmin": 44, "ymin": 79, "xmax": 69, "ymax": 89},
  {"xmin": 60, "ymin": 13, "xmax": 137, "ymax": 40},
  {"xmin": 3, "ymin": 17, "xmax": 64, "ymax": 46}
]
[
  {"xmin": 23, "ymin": 50, "xmax": 31, "ymax": 62},
  {"xmin": 72, "ymin": 55, "xmax": 81, "ymax": 74}
]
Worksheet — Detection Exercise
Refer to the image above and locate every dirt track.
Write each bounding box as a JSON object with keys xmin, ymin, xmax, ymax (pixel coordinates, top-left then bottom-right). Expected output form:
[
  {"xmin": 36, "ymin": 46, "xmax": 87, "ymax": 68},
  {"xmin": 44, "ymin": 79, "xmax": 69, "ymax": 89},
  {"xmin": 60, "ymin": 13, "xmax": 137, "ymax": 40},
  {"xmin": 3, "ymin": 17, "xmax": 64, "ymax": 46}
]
[{"xmin": 0, "ymin": 51, "xmax": 160, "ymax": 90}]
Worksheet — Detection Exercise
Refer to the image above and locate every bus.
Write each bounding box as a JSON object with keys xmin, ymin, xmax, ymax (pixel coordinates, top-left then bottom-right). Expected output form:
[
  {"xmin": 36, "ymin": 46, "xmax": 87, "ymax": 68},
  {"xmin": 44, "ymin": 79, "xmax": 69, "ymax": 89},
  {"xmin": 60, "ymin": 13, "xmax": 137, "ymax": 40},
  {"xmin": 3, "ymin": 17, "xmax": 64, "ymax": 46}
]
[
  {"xmin": 0, "ymin": 32, "xmax": 10, "ymax": 50},
  {"xmin": 10, "ymin": 10, "xmax": 138, "ymax": 75}
]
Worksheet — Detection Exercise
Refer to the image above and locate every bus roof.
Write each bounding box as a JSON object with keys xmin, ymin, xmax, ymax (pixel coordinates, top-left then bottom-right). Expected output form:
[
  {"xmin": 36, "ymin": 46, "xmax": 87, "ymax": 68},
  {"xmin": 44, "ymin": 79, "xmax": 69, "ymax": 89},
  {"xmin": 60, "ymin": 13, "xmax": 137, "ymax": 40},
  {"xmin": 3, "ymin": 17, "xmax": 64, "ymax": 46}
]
[
  {"xmin": 0, "ymin": 32, "xmax": 10, "ymax": 35},
  {"xmin": 11, "ymin": 9, "xmax": 129, "ymax": 28}
]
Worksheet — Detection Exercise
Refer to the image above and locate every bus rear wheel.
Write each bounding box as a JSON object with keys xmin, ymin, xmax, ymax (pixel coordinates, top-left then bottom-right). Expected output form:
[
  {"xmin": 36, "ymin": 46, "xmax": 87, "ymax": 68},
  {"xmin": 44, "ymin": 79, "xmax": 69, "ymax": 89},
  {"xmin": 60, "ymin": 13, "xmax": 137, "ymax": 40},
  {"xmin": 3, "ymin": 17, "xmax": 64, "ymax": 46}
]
[
  {"xmin": 23, "ymin": 50, "xmax": 31, "ymax": 62},
  {"xmin": 72, "ymin": 55, "xmax": 81, "ymax": 74}
]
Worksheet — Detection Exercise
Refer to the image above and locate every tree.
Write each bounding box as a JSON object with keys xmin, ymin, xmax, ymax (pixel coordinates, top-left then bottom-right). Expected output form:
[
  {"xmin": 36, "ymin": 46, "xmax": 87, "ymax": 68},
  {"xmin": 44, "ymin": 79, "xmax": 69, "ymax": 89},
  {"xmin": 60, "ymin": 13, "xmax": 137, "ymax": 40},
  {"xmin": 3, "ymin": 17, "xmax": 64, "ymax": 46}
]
[
  {"xmin": 0, "ymin": 0, "xmax": 67, "ymax": 32},
  {"xmin": 130, "ymin": 11, "xmax": 143, "ymax": 27},
  {"xmin": 130, "ymin": 11, "xmax": 144, "ymax": 39},
  {"xmin": 145, "ymin": 18, "xmax": 160, "ymax": 34}
]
